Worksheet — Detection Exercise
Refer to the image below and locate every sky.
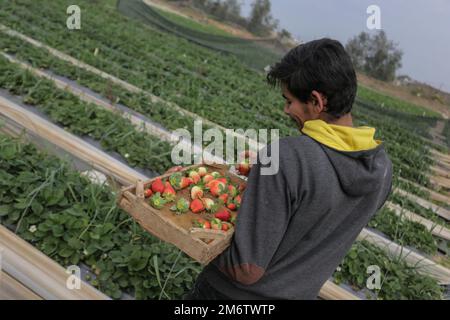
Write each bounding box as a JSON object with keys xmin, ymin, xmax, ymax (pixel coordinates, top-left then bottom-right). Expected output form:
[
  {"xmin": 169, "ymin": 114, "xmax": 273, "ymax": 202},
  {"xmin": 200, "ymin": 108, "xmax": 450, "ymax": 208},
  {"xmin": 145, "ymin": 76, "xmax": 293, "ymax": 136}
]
[{"xmin": 240, "ymin": 0, "xmax": 450, "ymax": 93}]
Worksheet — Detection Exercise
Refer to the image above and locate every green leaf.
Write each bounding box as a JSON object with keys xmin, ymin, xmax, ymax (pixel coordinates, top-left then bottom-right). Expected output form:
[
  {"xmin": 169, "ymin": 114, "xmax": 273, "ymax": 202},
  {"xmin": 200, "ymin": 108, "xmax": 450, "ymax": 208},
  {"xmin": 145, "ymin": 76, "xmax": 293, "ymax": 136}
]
[
  {"xmin": 1, "ymin": 145, "xmax": 17, "ymax": 160},
  {"xmin": 31, "ymin": 201, "xmax": 44, "ymax": 215},
  {"xmin": 13, "ymin": 199, "xmax": 30, "ymax": 210},
  {"xmin": 0, "ymin": 204, "xmax": 11, "ymax": 216},
  {"xmin": 89, "ymin": 231, "xmax": 101, "ymax": 240},
  {"xmin": 51, "ymin": 224, "xmax": 65, "ymax": 237},
  {"xmin": 68, "ymin": 237, "xmax": 83, "ymax": 250},
  {"xmin": 41, "ymin": 237, "xmax": 58, "ymax": 255},
  {"xmin": 58, "ymin": 247, "xmax": 75, "ymax": 258},
  {"xmin": 47, "ymin": 188, "xmax": 65, "ymax": 206}
]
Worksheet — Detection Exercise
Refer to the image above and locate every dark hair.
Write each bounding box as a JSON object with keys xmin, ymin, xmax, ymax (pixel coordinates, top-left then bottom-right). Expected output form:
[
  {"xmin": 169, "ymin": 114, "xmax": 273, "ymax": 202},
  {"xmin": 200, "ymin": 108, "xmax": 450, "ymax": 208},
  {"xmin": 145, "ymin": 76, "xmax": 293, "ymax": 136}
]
[{"xmin": 267, "ymin": 38, "xmax": 357, "ymax": 118}]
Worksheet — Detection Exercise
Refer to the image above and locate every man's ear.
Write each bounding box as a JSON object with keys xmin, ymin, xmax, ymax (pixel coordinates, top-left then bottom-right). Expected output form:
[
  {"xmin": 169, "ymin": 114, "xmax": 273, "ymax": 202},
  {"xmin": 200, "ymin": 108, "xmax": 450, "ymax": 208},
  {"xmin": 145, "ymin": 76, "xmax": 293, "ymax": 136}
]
[{"xmin": 311, "ymin": 90, "xmax": 327, "ymax": 114}]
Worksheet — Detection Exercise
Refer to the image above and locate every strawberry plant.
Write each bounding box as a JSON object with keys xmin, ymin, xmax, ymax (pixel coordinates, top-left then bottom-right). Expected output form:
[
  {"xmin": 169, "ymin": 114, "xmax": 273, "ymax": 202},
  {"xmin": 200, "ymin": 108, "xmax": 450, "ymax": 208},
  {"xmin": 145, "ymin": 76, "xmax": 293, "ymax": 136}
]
[
  {"xmin": 334, "ymin": 241, "xmax": 443, "ymax": 300},
  {"xmin": 0, "ymin": 133, "xmax": 201, "ymax": 299},
  {"xmin": 368, "ymin": 207, "xmax": 438, "ymax": 255},
  {"xmin": 0, "ymin": 55, "xmax": 174, "ymax": 174}
]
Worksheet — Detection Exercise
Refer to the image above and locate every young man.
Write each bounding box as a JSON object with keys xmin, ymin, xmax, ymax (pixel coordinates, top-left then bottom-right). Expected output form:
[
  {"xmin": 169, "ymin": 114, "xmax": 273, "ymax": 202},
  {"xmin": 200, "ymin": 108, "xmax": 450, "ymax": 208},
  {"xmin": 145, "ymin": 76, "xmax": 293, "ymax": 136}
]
[{"xmin": 186, "ymin": 38, "xmax": 393, "ymax": 299}]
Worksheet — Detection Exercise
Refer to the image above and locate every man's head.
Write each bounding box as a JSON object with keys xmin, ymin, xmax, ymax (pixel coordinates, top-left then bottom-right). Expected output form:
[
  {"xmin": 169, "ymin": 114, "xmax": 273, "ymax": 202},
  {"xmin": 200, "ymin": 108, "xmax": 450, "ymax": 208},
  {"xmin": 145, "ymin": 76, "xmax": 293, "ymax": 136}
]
[{"xmin": 267, "ymin": 38, "xmax": 357, "ymax": 129}]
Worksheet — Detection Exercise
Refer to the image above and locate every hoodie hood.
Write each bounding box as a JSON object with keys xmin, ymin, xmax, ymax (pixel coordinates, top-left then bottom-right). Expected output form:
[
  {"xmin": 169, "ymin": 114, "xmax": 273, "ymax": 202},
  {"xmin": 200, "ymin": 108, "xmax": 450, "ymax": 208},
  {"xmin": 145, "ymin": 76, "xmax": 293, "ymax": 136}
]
[
  {"xmin": 301, "ymin": 120, "xmax": 390, "ymax": 196},
  {"xmin": 301, "ymin": 119, "xmax": 381, "ymax": 152}
]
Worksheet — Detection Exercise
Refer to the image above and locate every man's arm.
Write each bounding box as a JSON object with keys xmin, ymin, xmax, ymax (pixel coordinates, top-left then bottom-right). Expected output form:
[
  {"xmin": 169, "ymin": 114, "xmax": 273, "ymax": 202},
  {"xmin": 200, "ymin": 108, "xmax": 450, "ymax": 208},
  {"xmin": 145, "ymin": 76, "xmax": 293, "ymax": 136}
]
[{"xmin": 210, "ymin": 149, "xmax": 293, "ymax": 285}]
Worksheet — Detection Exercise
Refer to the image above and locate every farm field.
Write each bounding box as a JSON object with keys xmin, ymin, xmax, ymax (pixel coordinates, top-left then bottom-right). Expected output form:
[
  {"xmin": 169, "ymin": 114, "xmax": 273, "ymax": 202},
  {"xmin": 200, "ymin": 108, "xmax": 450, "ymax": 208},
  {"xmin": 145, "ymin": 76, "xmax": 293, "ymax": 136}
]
[{"xmin": 0, "ymin": 0, "xmax": 449, "ymax": 300}]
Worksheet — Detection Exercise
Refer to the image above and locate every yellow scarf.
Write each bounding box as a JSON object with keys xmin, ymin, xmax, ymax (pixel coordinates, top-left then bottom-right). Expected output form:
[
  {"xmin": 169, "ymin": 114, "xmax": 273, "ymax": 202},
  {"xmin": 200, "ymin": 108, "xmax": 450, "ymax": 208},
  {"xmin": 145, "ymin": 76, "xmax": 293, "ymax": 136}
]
[{"xmin": 301, "ymin": 119, "xmax": 381, "ymax": 152}]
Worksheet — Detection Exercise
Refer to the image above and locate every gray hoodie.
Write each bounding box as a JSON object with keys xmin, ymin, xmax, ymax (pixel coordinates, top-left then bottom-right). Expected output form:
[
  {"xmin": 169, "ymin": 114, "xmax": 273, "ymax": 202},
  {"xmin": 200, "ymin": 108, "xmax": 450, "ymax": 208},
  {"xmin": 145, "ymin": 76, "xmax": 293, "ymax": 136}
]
[{"xmin": 201, "ymin": 123, "xmax": 393, "ymax": 300}]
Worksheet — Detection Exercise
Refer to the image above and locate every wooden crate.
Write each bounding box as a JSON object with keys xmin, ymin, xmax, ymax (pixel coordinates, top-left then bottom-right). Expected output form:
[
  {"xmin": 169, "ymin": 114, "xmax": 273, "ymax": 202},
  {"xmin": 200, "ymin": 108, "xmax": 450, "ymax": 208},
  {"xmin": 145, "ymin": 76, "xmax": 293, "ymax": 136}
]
[{"xmin": 117, "ymin": 163, "xmax": 245, "ymax": 265}]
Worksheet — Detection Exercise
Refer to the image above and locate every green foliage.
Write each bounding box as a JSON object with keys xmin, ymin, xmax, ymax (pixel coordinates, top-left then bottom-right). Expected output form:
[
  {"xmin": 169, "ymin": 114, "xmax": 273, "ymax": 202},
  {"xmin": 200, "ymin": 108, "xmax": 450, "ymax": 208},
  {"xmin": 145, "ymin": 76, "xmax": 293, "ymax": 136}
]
[
  {"xmin": 346, "ymin": 31, "xmax": 403, "ymax": 82},
  {"xmin": 247, "ymin": 0, "xmax": 278, "ymax": 36},
  {"xmin": 0, "ymin": 55, "xmax": 173, "ymax": 174}
]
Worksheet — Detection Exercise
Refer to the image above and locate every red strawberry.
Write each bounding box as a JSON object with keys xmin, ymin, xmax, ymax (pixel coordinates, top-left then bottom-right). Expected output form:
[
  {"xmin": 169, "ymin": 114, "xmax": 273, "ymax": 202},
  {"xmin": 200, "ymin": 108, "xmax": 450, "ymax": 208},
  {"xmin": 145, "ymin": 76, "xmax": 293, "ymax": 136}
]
[
  {"xmin": 144, "ymin": 188, "xmax": 153, "ymax": 198},
  {"xmin": 188, "ymin": 171, "xmax": 201, "ymax": 184},
  {"xmin": 180, "ymin": 177, "xmax": 193, "ymax": 189},
  {"xmin": 151, "ymin": 178, "xmax": 165, "ymax": 194},
  {"xmin": 234, "ymin": 195, "xmax": 242, "ymax": 205},
  {"xmin": 203, "ymin": 174, "xmax": 214, "ymax": 184},
  {"xmin": 197, "ymin": 167, "xmax": 208, "ymax": 177},
  {"xmin": 210, "ymin": 218, "xmax": 222, "ymax": 230},
  {"xmin": 236, "ymin": 159, "xmax": 251, "ymax": 176},
  {"xmin": 162, "ymin": 181, "xmax": 176, "ymax": 201},
  {"xmin": 209, "ymin": 180, "xmax": 226, "ymax": 197},
  {"xmin": 203, "ymin": 221, "xmax": 211, "ymax": 229},
  {"xmin": 190, "ymin": 198, "xmax": 205, "ymax": 214},
  {"xmin": 221, "ymin": 222, "xmax": 232, "ymax": 231},
  {"xmin": 217, "ymin": 177, "xmax": 228, "ymax": 184},
  {"xmin": 218, "ymin": 193, "xmax": 229, "ymax": 204},
  {"xmin": 193, "ymin": 218, "xmax": 211, "ymax": 229},
  {"xmin": 227, "ymin": 201, "xmax": 237, "ymax": 211},
  {"xmin": 214, "ymin": 208, "xmax": 231, "ymax": 222},
  {"xmin": 190, "ymin": 186, "xmax": 204, "ymax": 200}
]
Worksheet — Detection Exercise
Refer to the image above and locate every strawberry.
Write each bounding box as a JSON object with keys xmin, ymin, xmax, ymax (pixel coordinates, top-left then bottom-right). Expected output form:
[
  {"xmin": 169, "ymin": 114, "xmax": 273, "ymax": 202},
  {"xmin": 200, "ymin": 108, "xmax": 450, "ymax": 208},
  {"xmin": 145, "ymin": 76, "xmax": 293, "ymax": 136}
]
[
  {"xmin": 234, "ymin": 194, "xmax": 242, "ymax": 205},
  {"xmin": 214, "ymin": 208, "xmax": 231, "ymax": 222},
  {"xmin": 169, "ymin": 173, "xmax": 193, "ymax": 190},
  {"xmin": 202, "ymin": 174, "xmax": 214, "ymax": 184},
  {"xmin": 190, "ymin": 186, "xmax": 204, "ymax": 200},
  {"xmin": 151, "ymin": 178, "xmax": 165, "ymax": 194},
  {"xmin": 218, "ymin": 193, "xmax": 229, "ymax": 204},
  {"xmin": 236, "ymin": 159, "xmax": 251, "ymax": 176},
  {"xmin": 181, "ymin": 177, "xmax": 193, "ymax": 189},
  {"xmin": 209, "ymin": 180, "xmax": 226, "ymax": 197},
  {"xmin": 188, "ymin": 170, "xmax": 201, "ymax": 184},
  {"xmin": 211, "ymin": 171, "xmax": 221, "ymax": 179},
  {"xmin": 190, "ymin": 198, "xmax": 205, "ymax": 214},
  {"xmin": 162, "ymin": 181, "xmax": 176, "ymax": 202},
  {"xmin": 197, "ymin": 167, "xmax": 208, "ymax": 177},
  {"xmin": 210, "ymin": 218, "xmax": 222, "ymax": 230},
  {"xmin": 227, "ymin": 201, "xmax": 237, "ymax": 211},
  {"xmin": 193, "ymin": 218, "xmax": 211, "ymax": 229},
  {"xmin": 170, "ymin": 197, "xmax": 190, "ymax": 214},
  {"xmin": 144, "ymin": 188, "xmax": 153, "ymax": 198},
  {"xmin": 221, "ymin": 222, "xmax": 232, "ymax": 231},
  {"xmin": 217, "ymin": 177, "xmax": 228, "ymax": 184},
  {"xmin": 227, "ymin": 185, "xmax": 238, "ymax": 197},
  {"xmin": 149, "ymin": 193, "xmax": 167, "ymax": 209},
  {"xmin": 201, "ymin": 198, "xmax": 218, "ymax": 213}
]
